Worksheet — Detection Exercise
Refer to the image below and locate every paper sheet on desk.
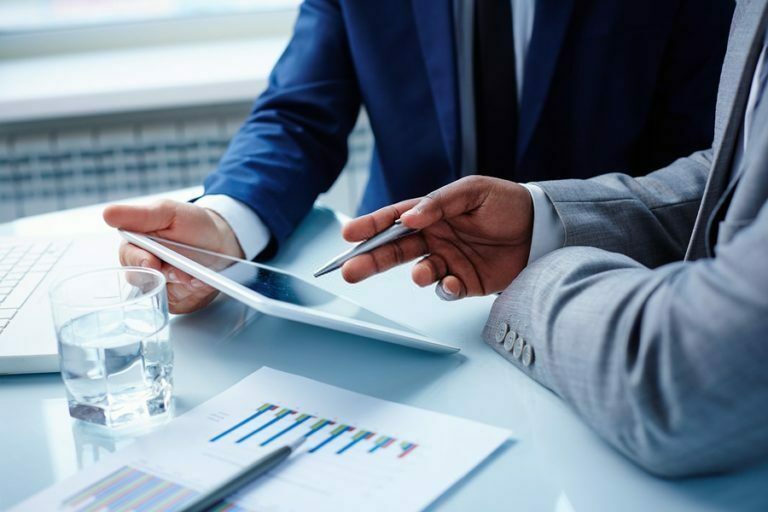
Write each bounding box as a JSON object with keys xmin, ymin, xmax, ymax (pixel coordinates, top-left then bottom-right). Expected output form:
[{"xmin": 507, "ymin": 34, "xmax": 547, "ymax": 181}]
[{"xmin": 14, "ymin": 367, "xmax": 512, "ymax": 512}]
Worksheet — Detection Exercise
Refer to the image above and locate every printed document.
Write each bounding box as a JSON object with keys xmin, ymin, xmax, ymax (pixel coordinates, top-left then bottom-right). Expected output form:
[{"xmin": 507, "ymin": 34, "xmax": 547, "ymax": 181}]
[{"xmin": 14, "ymin": 367, "xmax": 512, "ymax": 511}]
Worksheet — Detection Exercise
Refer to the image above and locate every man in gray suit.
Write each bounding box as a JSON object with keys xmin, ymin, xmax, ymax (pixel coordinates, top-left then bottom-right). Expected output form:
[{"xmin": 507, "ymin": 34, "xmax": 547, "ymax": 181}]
[{"xmin": 341, "ymin": 0, "xmax": 768, "ymax": 477}]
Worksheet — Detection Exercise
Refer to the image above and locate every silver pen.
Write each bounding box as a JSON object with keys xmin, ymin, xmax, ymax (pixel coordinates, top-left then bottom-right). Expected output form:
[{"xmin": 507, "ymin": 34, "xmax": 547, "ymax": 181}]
[
  {"xmin": 179, "ymin": 436, "xmax": 305, "ymax": 512},
  {"xmin": 314, "ymin": 219, "xmax": 420, "ymax": 277}
]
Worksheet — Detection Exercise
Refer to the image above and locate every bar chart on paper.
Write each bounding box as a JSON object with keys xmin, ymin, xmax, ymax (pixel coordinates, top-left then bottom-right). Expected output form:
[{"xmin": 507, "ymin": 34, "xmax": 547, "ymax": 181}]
[
  {"xmin": 207, "ymin": 402, "xmax": 418, "ymax": 459},
  {"xmin": 15, "ymin": 368, "xmax": 512, "ymax": 512},
  {"xmin": 59, "ymin": 466, "xmax": 245, "ymax": 512}
]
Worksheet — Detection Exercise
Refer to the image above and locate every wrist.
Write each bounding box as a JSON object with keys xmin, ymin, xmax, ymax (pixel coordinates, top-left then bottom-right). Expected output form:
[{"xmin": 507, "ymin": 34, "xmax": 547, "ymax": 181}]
[{"xmin": 205, "ymin": 208, "xmax": 245, "ymax": 259}]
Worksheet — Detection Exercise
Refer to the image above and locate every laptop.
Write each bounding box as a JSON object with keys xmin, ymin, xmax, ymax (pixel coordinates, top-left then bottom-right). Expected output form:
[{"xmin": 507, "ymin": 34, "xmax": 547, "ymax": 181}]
[{"xmin": 0, "ymin": 235, "xmax": 117, "ymax": 375}]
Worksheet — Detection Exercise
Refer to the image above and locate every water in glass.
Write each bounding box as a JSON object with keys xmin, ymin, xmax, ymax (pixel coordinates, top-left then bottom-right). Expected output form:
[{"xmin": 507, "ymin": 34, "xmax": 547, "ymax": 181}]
[{"xmin": 58, "ymin": 307, "xmax": 172, "ymax": 427}]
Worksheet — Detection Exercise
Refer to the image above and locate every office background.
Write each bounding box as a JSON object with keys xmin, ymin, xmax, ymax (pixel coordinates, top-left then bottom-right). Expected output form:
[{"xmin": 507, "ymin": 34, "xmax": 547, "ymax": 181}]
[{"xmin": 0, "ymin": 0, "xmax": 373, "ymax": 222}]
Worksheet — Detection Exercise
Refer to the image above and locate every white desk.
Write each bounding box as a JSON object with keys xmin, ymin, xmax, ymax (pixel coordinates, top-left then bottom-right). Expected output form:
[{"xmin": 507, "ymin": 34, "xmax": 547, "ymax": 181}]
[{"xmin": 1, "ymin": 191, "xmax": 767, "ymax": 511}]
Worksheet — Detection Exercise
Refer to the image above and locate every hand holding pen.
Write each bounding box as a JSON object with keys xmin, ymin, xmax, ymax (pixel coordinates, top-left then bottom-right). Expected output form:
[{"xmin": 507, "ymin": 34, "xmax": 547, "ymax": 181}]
[{"xmin": 320, "ymin": 176, "xmax": 535, "ymax": 301}]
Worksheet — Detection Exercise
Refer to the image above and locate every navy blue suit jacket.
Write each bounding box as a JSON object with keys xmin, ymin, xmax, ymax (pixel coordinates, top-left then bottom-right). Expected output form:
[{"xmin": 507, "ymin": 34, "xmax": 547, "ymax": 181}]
[{"xmin": 204, "ymin": 0, "xmax": 733, "ymax": 249}]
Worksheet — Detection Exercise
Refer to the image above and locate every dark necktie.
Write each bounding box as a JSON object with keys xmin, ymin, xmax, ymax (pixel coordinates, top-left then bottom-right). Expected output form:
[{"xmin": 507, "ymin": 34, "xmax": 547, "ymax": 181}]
[{"xmin": 474, "ymin": 0, "xmax": 518, "ymax": 178}]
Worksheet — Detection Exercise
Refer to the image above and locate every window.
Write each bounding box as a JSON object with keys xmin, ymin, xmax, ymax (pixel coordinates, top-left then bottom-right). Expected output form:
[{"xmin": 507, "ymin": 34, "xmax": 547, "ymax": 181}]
[{"xmin": 0, "ymin": 0, "xmax": 300, "ymax": 34}]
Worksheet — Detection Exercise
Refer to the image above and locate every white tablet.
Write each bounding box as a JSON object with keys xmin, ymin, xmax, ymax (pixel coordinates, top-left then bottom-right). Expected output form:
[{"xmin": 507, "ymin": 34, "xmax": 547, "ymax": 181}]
[{"xmin": 120, "ymin": 231, "xmax": 459, "ymax": 354}]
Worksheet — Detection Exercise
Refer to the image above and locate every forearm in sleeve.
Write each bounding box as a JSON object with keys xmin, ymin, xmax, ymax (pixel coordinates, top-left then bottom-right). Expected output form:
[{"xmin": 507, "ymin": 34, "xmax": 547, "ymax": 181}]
[
  {"xmin": 204, "ymin": 0, "xmax": 362, "ymax": 248},
  {"xmin": 533, "ymin": 149, "xmax": 712, "ymax": 267},
  {"xmin": 484, "ymin": 199, "xmax": 768, "ymax": 477}
]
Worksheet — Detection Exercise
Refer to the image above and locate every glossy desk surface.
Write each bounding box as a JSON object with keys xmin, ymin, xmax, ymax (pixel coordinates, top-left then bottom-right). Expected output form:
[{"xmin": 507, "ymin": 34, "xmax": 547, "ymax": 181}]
[{"xmin": 1, "ymin": 189, "xmax": 767, "ymax": 511}]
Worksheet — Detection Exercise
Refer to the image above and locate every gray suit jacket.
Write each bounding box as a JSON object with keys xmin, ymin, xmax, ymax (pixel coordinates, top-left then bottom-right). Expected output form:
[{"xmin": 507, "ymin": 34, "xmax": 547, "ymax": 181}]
[{"xmin": 483, "ymin": 0, "xmax": 768, "ymax": 477}]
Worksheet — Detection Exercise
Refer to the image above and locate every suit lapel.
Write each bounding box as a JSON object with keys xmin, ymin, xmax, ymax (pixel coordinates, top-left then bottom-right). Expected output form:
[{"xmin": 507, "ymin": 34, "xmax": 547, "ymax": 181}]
[
  {"xmin": 686, "ymin": 0, "xmax": 768, "ymax": 259},
  {"xmin": 411, "ymin": 0, "xmax": 460, "ymax": 175},
  {"xmin": 516, "ymin": 0, "xmax": 575, "ymax": 166}
]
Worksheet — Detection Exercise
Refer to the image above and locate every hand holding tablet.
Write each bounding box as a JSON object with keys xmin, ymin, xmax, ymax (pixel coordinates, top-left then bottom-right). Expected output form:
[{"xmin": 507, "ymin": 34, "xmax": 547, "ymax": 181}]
[{"xmin": 119, "ymin": 231, "xmax": 459, "ymax": 354}]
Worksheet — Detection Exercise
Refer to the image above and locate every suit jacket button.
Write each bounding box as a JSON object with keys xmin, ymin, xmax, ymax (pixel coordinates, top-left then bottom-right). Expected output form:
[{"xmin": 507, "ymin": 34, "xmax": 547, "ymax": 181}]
[
  {"xmin": 495, "ymin": 322, "xmax": 509, "ymax": 343},
  {"xmin": 522, "ymin": 344, "xmax": 535, "ymax": 367},
  {"xmin": 503, "ymin": 331, "xmax": 517, "ymax": 352},
  {"xmin": 513, "ymin": 337, "xmax": 525, "ymax": 360}
]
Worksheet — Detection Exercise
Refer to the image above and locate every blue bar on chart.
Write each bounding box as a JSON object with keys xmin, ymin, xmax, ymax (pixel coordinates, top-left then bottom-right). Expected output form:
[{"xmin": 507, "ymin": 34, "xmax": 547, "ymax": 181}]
[
  {"xmin": 209, "ymin": 403, "xmax": 277, "ymax": 442},
  {"xmin": 237, "ymin": 408, "xmax": 295, "ymax": 444},
  {"xmin": 337, "ymin": 430, "xmax": 375, "ymax": 455},
  {"xmin": 399, "ymin": 441, "xmax": 418, "ymax": 458},
  {"xmin": 260, "ymin": 413, "xmax": 312, "ymax": 446},
  {"xmin": 309, "ymin": 424, "xmax": 354, "ymax": 453},
  {"xmin": 304, "ymin": 418, "xmax": 334, "ymax": 439},
  {"xmin": 368, "ymin": 435, "xmax": 396, "ymax": 453},
  {"xmin": 61, "ymin": 466, "xmax": 251, "ymax": 512}
]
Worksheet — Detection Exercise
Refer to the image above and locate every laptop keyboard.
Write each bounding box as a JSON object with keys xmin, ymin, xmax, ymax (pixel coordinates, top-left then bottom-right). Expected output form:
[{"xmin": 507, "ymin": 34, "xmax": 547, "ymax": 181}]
[{"xmin": 0, "ymin": 241, "xmax": 70, "ymax": 335}]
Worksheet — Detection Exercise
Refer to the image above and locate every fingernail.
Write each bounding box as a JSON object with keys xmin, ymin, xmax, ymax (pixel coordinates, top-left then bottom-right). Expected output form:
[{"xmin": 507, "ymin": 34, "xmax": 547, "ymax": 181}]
[
  {"xmin": 168, "ymin": 271, "xmax": 179, "ymax": 283},
  {"xmin": 190, "ymin": 278, "xmax": 205, "ymax": 289},
  {"xmin": 140, "ymin": 259, "xmax": 150, "ymax": 268},
  {"xmin": 435, "ymin": 281, "xmax": 458, "ymax": 301},
  {"xmin": 402, "ymin": 203, "xmax": 423, "ymax": 217},
  {"xmin": 167, "ymin": 288, "xmax": 188, "ymax": 302}
]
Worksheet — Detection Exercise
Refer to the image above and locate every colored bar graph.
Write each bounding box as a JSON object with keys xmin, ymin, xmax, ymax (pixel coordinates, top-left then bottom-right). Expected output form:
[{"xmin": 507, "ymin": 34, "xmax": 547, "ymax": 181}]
[
  {"xmin": 63, "ymin": 467, "xmax": 135, "ymax": 507},
  {"xmin": 152, "ymin": 487, "xmax": 197, "ymax": 512},
  {"xmin": 399, "ymin": 441, "xmax": 418, "ymax": 458},
  {"xmin": 81, "ymin": 473, "xmax": 156, "ymax": 512},
  {"xmin": 61, "ymin": 466, "xmax": 251, "ymax": 512},
  {"xmin": 62, "ymin": 467, "xmax": 194, "ymax": 512},
  {"xmin": 309, "ymin": 424, "xmax": 354, "ymax": 453},
  {"xmin": 260, "ymin": 413, "xmax": 312, "ymax": 446},
  {"xmin": 116, "ymin": 481, "xmax": 175, "ymax": 512},
  {"xmin": 337, "ymin": 430, "xmax": 375, "ymax": 455},
  {"xmin": 208, "ymin": 402, "xmax": 420, "ymax": 462},
  {"xmin": 236, "ymin": 408, "xmax": 295, "ymax": 444},
  {"xmin": 80, "ymin": 473, "xmax": 156, "ymax": 512},
  {"xmin": 368, "ymin": 436, "xmax": 396, "ymax": 453},
  {"xmin": 304, "ymin": 419, "xmax": 334, "ymax": 438},
  {"xmin": 209, "ymin": 403, "xmax": 277, "ymax": 442}
]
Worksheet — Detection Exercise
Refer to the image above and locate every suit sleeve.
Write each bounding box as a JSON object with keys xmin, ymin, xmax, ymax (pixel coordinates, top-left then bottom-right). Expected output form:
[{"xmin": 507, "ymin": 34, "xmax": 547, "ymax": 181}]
[
  {"xmin": 532, "ymin": 148, "xmax": 712, "ymax": 268},
  {"xmin": 483, "ymin": 199, "xmax": 768, "ymax": 477},
  {"xmin": 204, "ymin": 0, "xmax": 361, "ymax": 248}
]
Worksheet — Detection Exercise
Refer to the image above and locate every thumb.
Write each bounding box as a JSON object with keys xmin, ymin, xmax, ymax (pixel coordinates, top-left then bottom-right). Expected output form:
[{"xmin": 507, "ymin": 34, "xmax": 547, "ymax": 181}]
[
  {"xmin": 400, "ymin": 176, "xmax": 496, "ymax": 229},
  {"xmin": 435, "ymin": 276, "xmax": 467, "ymax": 301},
  {"xmin": 103, "ymin": 200, "xmax": 179, "ymax": 233}
]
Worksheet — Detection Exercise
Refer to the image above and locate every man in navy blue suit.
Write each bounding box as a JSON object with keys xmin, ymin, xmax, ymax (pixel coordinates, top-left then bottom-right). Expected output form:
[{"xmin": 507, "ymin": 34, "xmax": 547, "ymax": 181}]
[{"xmin": 106, "ymin": 0, "xmax": 734, "ymax": 313}]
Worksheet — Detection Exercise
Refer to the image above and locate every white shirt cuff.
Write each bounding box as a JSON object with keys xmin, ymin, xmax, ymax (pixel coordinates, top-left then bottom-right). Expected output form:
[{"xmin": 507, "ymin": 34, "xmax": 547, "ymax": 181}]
[
  {"xmin": 195, "ymin": 194, "xmax": 271, "ymax": 260},
  {"xmin": 521, "ymin": 183, "xmax": 565, "ymax": 263}
]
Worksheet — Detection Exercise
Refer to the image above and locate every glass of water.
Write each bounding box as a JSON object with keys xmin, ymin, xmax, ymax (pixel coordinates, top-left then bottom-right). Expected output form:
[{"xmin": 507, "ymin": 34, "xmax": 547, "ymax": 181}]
[{"xmin": 49, "ymin": 267, "xmax": 173, "ymax": 428}]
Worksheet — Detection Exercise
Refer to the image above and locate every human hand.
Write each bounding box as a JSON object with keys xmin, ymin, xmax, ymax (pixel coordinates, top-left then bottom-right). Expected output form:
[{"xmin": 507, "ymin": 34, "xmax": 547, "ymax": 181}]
[
  {"xmin": 341, "ymin": 176, "xmax": 533, "ymax": 300},
  {"xmin": 103, "ymin": 200, "xmax": 244, "ymax": 313}
]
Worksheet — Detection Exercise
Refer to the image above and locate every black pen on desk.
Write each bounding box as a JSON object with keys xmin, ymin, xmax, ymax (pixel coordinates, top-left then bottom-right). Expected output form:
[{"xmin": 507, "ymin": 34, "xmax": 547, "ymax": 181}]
[
  {"xmin": 314, "ymin": 219, "xmax": 420, "ymax": 277},
  {"xmin": 179, "ymin": 436, "xmax": 305, "ymax": 512}
]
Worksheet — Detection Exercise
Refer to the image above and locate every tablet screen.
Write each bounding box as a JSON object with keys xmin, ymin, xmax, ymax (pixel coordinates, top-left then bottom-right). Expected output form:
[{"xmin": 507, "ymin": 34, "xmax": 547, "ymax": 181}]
[{"xmin": 147, "ymin": 236, "xmax": 420, "ymax": 334}]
